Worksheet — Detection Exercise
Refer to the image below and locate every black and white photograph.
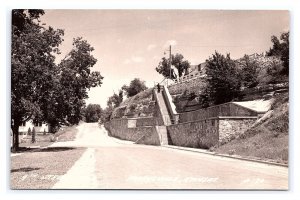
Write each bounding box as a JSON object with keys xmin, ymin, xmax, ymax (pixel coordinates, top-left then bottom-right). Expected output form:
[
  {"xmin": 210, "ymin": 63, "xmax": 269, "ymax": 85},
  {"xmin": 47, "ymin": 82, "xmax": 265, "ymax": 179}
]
[{"xmin": 9, "ymin": 9, "xmax": 290, "ymax": 190}]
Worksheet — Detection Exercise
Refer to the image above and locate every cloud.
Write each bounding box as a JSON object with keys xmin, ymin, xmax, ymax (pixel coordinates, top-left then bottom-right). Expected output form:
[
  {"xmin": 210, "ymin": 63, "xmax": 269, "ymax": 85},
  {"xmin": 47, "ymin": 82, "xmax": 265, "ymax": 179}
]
[
  {"xmin": 147, "ymin": 44, "xmax": 157, "ymax": 51},
  {"xmin": 164, "ymin": 40, "xmax": 177, "ymax": 48},
  {"xmin": 153, "ymin": 55, "xmax": 160, "ymax": 60},
  {"xmin": 131, "ymin": 56, "xmax": 145, "ymax": 63},
  {"xmin": 123, "ymin": 56, "xmax": 145, "ymax": 64}
]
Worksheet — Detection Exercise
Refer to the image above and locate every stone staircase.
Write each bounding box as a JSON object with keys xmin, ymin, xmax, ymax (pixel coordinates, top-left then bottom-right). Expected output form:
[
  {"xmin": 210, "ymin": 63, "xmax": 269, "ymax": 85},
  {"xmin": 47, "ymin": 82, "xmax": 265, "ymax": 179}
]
[
  {"xmin": 153, "ymin": 86, "xmax": 178, "ymax": 145},
  {"xmin": 155, "ymin": 88, "xmax": 172, "ymax": 125},
  {"xmin": 155, "ymin": 126, "xmax": 171, "ymax": 145}
]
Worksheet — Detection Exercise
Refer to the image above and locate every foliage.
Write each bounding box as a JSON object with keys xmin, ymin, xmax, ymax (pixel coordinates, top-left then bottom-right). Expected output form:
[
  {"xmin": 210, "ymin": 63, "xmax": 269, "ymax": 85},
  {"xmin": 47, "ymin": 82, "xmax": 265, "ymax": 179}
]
[
  {"xmin": 11, "ymin": 9, "xmax": 103, "ymax": 151},
  {"xmin": 101, "ymin": 90, "xmax": 125, "ymax": 123},
  {"xmin": 122, "ymin": 78, "xmax": 148, "ymax": 97},
  {"xmin": 266, "ymin": 31, "xmax": 289, "ymax": 75},
  {"xmin": 45, "ymin": 37, "xmax": 104, "ymax": 128},
  {"xmin": 237, "ymin": 55, "xmax": 260, "ymax": 88},
  {"xmin": 12, "ymin": 9, "xmax": 45, "ymax": 34},
  {"xmin": 265, "ymin": 59, "xmax": 285, "ymax": 84},
  {"xmin": 201, "ymin": 52, "xmax": 242, "ymax": 106},
  {"xmin": 107, "ymin": 90, "xmax": 123, "ymax": 108},
  {"xmin": 11, "ymin": 9, "xmax": 64, "ymax": 150},
  {"xmin": 84, "ymin": 104, "xmax": 103, "ymax": 123},
  {"xmin": 156, "ymin": 53, "xmax": 190, "ymax": 79},
  {"xmin": 99, "ymin": 106, "xmax": 114, "ymax": 124}
]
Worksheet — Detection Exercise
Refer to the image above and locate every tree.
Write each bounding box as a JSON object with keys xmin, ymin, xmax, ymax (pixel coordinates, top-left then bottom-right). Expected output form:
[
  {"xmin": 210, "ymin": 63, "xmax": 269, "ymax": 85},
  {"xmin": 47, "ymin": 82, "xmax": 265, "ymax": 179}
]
[
  {"xmin": 238, "ymin": 55, "xmax": 260, "ymax": 88},
  {"xmin": 156, "ymin": 53, "xmax": 190, "ymax": 79},
  {"xmin": 266, "ymin": 31, "xmax": 289, "ymax": 75},
  {"xmin": 84, "ymin": 104, "xmax": 103, "ymax": 123},
  {"xmin": 107, "ymin": 90, "xmax": 123, "ymax": 108},
  {"xmin": 201, "ymin": 52, "xmax": 242, "ymax": 106},
  {"xmin": 44, "ymin": 37, "xmax": 104, "ymax": 129},
  {"xmin": 99, "ymin": 106, "xmax": 114, "ymax": 124},
  {"xmin": 11, "ymin": 9, "xmax": 64, "ymax": 151},
  {"xmin": 11, "ymin": 10, "xmax": 104, "ymax": 151},
  {"xmin": 122, "ymin": 78, "xmax": 147, "ymax": 97}
]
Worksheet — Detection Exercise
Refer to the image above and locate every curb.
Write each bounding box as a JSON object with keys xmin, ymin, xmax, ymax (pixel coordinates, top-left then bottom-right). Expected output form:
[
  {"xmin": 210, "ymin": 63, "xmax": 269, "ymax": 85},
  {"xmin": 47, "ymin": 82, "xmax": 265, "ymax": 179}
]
[{"xmin": 162, "ymin": 145, "xmax": 288, "ymax": 168}]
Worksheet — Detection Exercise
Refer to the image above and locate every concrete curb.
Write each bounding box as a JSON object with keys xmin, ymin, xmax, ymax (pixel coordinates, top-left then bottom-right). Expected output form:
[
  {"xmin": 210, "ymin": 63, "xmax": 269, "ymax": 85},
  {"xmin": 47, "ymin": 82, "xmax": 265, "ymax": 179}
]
[{"xmin": 162, "ymin": 145, "xmax": 288, "ymax": 168}]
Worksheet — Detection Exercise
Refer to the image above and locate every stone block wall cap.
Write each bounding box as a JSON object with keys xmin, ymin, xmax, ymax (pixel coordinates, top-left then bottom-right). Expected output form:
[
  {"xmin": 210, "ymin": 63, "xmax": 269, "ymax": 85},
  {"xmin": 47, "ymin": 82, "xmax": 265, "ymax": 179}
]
[{"xmin": 218, "ymin": 116, "xmax": 258, "ymax": 119}]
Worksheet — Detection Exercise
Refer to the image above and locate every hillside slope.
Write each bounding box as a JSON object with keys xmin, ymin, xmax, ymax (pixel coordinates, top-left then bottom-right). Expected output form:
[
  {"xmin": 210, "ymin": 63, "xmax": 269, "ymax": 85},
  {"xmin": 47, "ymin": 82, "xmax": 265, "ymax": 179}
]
[
  {"xmin": 110, "ymin": 88, "xmax": 156, "ymax": 119},
  {"xmin": 213, "ymin": 92, "xmax": 289, "ymax": 164}
]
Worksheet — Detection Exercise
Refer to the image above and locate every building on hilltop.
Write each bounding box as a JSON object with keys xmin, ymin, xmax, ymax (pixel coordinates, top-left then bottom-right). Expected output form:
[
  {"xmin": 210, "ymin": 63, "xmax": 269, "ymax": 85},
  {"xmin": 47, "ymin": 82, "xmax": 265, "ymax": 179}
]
[
  {"xmin": 173, "ymin": 52, "xmax": 281, "ymax": 84},
  {"xmin": 175, "ymin": 62, "xmax": 207, "ymax": 83}
]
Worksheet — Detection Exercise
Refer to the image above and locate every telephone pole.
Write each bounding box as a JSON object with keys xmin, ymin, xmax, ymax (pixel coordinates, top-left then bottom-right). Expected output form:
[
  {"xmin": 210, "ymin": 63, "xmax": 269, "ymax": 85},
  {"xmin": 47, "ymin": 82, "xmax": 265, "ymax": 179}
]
[{"xmin": 168, "ymin": 45, "xmax": 172, "ymax": 86}]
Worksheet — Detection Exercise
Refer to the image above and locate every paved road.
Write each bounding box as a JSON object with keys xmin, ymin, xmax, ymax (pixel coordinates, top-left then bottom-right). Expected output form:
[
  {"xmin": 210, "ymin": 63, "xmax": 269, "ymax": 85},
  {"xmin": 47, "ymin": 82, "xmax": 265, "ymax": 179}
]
[{"xmin": 52, "ymin": 123, "xmax": 288, "ymax": 190}]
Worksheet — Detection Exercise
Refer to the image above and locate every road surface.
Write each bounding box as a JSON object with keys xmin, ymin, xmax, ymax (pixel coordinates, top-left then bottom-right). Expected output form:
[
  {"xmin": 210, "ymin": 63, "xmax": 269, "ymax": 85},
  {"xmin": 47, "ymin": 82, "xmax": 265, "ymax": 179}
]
[{"xmin": 52, "ymin": 123, "xmax": 288, "ymax": 189}]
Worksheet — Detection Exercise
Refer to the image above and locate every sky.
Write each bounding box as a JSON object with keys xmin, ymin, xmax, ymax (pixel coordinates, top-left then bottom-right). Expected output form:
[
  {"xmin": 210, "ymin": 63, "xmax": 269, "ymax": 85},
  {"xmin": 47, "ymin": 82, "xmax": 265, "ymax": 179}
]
[{"xmin": 40, "ymin": 10, "xmax": 289, "ymax": 108}]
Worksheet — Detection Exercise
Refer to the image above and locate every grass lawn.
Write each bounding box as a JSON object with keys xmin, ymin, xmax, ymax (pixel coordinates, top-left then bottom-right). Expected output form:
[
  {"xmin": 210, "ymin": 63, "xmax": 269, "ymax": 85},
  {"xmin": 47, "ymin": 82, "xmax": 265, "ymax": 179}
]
[
  {"xmin": 17, "ymin": 125, "xmax": 79, "ymax": 149},
  {"xmin": 11, "ymin": 125, "xmax": 84, "ymax": 189},
  {"xmin": 11, "ymin": 147, "xmax": 86, "ymax": 189}
]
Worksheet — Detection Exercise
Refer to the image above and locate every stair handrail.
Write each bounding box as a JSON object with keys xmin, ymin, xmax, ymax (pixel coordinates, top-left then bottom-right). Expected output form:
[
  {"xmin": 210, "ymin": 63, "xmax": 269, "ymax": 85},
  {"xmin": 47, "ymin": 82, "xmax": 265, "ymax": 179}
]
[{"xmin": 162, "ymin": 85, "xmax": 179, "ymax": 124}]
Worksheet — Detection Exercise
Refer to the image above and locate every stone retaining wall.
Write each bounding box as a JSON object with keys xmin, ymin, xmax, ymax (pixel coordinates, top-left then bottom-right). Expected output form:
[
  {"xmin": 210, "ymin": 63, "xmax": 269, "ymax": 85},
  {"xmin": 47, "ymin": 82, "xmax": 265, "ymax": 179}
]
[
  {"xmin": 168, "ymin": 76, "xmax": 206, "ymax": 95},
  {"xmin": 218, "ymin": 117, "xmax": 257, "ymax": 144},
  {"xmin": 167, "ymin": 116, "xmax": 257, "ymax": 149},
  {"xmin": 136, "ymin": 117, "xmax": 157, "ymax": 127},
  {"xmin": 179, "ymin": 102, "xmax": 258, "ymax": 123},
  {"xmin": 104, "ymin": 118, "xmax": 160, "ymax": 145},
  {"xmin": 167, "ymin": 118, "xmax": 219, "ymax": 149}
]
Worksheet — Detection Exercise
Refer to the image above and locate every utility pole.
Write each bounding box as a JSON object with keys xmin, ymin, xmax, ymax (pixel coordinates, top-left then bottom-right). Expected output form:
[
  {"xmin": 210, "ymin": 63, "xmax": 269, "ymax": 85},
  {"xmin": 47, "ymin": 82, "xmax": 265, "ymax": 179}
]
[{"xmin": 168, "ymin": 45, "xmax": 172, "ymax": 86}]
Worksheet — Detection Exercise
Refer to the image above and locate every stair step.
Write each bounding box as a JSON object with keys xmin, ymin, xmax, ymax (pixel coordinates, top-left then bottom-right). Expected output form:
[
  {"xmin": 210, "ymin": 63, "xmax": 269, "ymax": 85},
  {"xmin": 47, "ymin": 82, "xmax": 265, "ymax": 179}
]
[{"xmin": 156, "ymin": 126, "xmax": 169, "ymax": 145}]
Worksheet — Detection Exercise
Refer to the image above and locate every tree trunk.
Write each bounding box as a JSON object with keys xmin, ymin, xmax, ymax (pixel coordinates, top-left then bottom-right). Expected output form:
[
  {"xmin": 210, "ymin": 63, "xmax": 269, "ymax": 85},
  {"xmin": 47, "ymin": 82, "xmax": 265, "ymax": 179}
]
[{"xmin": 12, "ymin": 119, "xmax": 20, "ymax": 152}]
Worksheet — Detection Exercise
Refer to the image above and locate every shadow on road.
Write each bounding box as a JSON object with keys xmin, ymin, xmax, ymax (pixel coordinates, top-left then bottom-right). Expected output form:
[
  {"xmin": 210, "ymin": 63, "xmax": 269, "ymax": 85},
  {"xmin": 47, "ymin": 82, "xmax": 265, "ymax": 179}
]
[
  {"xmin": 11, "ymin": 147, "xmax": 77, "ymax": 153},
  {"xmin": 11, "ymin": 167, "xmax": 41, "ymax": 173}
]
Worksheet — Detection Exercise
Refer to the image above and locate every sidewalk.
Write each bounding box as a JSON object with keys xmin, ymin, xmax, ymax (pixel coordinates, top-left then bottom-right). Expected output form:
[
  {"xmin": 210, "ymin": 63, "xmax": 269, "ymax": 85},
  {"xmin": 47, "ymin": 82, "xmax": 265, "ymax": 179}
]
[{"xmin": 52, "ymin": 148, "xmax": 98, "ymax": 189}]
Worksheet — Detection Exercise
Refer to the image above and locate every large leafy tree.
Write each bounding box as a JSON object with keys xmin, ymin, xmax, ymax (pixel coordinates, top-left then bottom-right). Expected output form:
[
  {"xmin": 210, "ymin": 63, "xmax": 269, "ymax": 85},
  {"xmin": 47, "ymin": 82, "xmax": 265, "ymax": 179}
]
[
  {"xmin": 201, "ymin": 52, "xmax": 242, "ymax": 106},
  {"xmin": 11, "ymin": 10, "xmax": 103, "ymax": 151},
  {"xmin": 156, "ymin": 53, "xmax": 190, "ymax": 79},
  {"xmin": 11, "ymin": 10, "xmax": 64, "ymax": 150},
  {"xmin": 122, "ymin": 78, "xmax": 147, "ymax": 97},
  {"xmin": 266, "ymin": 31, "xmax": 289, "ymax": 75},
  {"xmin": 45, "ymin": 37, "xmax": 103, "ymax": 130}
]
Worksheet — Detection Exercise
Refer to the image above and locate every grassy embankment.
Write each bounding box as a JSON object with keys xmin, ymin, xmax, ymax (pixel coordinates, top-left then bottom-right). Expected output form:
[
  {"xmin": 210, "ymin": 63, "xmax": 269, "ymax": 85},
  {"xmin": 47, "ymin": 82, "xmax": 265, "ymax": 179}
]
[
  {"xmin": 111, "ymin": 88, "xmax": 155, "ymax": 118},
  {"xmin": 214, "ymin": 93, "xmax": 289, "ymax": 164}
]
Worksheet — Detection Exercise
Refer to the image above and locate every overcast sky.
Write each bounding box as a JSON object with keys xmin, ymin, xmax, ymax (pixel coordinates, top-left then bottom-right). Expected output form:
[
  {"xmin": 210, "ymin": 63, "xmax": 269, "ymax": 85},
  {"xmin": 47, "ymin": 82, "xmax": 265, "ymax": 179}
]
[{"xmin": 40, "ymin": 10, "xmax": 289, "ymax": 108}]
